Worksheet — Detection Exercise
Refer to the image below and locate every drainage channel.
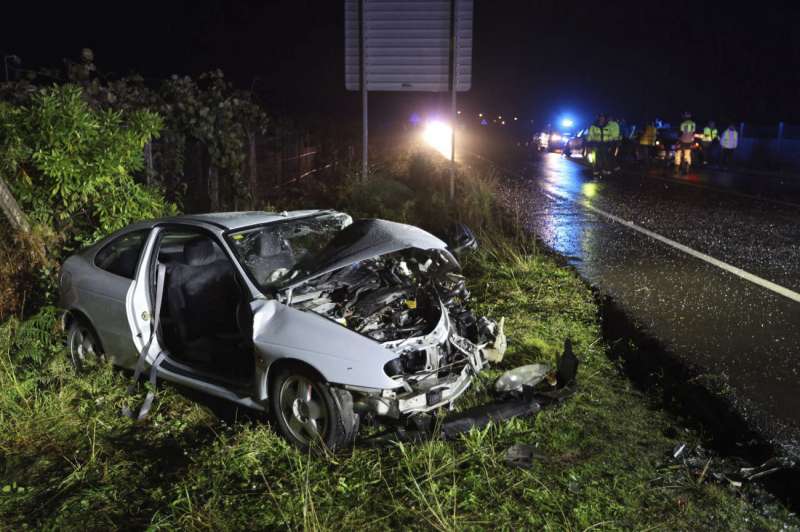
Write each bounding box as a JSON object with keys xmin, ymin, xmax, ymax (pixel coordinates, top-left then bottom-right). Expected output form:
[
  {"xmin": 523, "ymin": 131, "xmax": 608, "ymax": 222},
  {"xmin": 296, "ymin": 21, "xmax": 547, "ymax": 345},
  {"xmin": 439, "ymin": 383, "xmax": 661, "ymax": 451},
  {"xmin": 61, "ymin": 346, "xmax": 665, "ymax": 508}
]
[{"xmin": 597, "ymin": 291, "xmax": 800, "ymax": 510}]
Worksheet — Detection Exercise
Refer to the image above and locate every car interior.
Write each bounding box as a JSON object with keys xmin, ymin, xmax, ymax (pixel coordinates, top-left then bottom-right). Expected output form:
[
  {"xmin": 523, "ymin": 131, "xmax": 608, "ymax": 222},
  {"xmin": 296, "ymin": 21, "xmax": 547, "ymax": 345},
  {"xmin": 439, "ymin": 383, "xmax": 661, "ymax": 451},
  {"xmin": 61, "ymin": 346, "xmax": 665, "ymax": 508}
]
[{"xmin": 154, "ymin": 230, "xmax": 254, "ymax": 383}]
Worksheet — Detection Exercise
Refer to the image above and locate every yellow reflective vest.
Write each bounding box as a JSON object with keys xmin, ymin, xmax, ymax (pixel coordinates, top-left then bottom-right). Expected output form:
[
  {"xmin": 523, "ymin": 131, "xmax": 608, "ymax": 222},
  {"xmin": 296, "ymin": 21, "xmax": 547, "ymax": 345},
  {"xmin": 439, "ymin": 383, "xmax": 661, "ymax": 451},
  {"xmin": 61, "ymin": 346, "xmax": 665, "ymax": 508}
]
[
  {"xmin": 639, "ymin": 125, "xmax": 657, "ymax": 146},
  {"xmin": 702, "ymin": 126, "xmax": 718, "ymax": 142},
  {"xmin": 588, "ymin": 123, "xmax": 615, "ymax": 142},
  {"xmin": 606, "ymin": 121, "xmax": 620, "ymax": 141},
  {"xmin": 679, "ymin": 120, "xmax": 696, "ymax": 143},
  {"xmin": 721, "ymin": 128, "xmax": 738, "ymax": 149}
]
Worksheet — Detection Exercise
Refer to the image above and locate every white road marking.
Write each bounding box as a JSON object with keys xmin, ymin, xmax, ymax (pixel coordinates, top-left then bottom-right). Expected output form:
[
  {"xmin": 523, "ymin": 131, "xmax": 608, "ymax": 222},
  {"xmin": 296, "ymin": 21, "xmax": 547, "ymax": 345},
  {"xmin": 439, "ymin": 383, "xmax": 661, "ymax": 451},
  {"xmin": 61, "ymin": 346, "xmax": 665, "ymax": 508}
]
[
  {"xmin": 541, "ymin": 189, "xmax": 800, "ymax": 304},
  {"xmin": 468, "ymin": 151, "xmax": 800, "ymax": 304}
]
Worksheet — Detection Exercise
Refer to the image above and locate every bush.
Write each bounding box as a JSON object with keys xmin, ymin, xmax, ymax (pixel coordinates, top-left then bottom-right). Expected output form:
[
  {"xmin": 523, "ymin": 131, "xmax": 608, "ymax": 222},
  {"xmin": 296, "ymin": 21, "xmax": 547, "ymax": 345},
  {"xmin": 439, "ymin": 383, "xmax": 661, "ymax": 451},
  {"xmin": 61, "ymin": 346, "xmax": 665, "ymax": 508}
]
[
  {"xmin": 0, "ymin": 84, "xmax": 175, "ymax": 253},
  {"xmin": 323, "ymin": 149, "xmax": 503, "ymax": 238}
]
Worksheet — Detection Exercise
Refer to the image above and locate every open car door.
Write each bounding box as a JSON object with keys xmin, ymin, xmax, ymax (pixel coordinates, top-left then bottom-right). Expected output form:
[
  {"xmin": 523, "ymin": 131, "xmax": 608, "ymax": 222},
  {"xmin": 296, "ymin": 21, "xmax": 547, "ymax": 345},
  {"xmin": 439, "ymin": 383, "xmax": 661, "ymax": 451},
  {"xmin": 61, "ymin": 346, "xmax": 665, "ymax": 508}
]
[{"xmin": 126, "ymin": 227, "xmax": 164, "ymax": 367}]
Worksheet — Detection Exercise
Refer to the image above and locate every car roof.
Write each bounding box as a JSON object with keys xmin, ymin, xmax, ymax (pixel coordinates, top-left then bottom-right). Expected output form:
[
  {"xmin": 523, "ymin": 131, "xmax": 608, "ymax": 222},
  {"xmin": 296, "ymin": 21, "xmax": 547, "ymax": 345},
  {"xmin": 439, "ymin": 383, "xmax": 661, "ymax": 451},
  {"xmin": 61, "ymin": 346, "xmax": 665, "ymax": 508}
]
[{"xmin": 150, "ymin": 210, "xmax": 331, "ymax": 231}]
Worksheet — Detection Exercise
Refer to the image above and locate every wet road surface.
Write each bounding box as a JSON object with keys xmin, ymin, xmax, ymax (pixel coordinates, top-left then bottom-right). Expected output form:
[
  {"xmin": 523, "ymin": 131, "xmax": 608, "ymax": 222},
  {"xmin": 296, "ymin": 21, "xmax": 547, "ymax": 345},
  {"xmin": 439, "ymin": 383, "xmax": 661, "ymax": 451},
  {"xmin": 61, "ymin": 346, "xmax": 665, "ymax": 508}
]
[{"xmin": 496, "ymin": 153, "xmax": 800, "ymax": 452}]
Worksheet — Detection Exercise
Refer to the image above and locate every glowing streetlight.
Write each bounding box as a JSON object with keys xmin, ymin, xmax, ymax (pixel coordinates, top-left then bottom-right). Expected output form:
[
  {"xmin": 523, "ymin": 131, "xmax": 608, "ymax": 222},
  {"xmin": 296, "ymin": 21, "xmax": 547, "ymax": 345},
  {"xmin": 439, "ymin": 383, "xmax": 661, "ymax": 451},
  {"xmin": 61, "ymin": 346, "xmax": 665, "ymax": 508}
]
[{"xmin": 422, "ymin": 120, "xmax": 453, "ymax": 160}]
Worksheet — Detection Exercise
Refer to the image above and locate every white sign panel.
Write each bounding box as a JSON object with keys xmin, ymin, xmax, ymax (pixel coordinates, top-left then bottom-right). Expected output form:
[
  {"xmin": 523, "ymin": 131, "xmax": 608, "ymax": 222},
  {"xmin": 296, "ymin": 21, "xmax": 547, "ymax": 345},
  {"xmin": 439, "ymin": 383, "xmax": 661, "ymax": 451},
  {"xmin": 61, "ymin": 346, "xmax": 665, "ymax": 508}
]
[{"xmin": 345, "ymin": 0, "xmax": 473, "ymax": 92}]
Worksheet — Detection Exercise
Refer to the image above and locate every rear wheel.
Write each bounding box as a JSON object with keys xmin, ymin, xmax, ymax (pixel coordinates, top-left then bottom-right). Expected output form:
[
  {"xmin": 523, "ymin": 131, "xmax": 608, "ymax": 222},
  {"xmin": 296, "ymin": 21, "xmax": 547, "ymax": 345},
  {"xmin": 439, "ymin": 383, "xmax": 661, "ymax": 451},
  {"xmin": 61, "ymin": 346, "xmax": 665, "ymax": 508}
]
[
  {"xmin": 269, "ymin": 364, "xmax": 358, "ymax": 451},
  {"xmin": 67, "ymin": 319, "xmax": 105, "ymax": 371}
]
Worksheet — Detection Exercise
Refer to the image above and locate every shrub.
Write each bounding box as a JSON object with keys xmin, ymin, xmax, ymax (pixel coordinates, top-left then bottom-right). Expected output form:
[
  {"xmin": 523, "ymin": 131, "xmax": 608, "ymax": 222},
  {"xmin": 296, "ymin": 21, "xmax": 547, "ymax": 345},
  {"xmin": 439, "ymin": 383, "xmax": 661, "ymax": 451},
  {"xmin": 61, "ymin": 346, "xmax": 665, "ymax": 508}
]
[{"xmin": 0, "ymin": 84, "xmax": 175, "ymax": 253}]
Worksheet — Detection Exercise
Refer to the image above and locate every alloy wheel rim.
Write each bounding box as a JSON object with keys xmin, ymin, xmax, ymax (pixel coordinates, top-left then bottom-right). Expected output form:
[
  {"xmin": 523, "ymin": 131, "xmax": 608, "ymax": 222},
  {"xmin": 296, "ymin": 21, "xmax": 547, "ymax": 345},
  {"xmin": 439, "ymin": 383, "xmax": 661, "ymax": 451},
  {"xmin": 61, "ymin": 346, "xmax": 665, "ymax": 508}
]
[
  {"xmin": 69, "ymin": 326, "xmax": 99, "ymax": 370},
  {"xmin": 278, "ymin": 375, "xmax": 328, "ymax": 445}
]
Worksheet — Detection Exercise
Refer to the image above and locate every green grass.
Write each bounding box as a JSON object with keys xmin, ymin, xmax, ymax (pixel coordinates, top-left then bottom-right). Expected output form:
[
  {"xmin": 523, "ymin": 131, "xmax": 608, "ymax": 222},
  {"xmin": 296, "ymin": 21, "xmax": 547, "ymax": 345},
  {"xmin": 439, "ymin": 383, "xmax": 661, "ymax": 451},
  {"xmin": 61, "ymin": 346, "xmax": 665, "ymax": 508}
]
[
  {"xmin": 1, "ymin": 243, "xmax": 796, "ymax": 530},
  {"xmin": 1, "ymin": 150, "xmax": 796, "ymax": 530}
]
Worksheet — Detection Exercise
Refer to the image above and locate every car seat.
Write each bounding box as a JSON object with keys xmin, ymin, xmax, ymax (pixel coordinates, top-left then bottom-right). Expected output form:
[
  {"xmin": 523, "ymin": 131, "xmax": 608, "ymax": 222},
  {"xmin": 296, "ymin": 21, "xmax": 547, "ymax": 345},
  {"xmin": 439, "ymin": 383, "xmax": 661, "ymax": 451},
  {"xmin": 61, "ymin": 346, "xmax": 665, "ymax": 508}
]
[{"xmin": 163, "ymin": 237, "xmax": 243, "ymax": 366}]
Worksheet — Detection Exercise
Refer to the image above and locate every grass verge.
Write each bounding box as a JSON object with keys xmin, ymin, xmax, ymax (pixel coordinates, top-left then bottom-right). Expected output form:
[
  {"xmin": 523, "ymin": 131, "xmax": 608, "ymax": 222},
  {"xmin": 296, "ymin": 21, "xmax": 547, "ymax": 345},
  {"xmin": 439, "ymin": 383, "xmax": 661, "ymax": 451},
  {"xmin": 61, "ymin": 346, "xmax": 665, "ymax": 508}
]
[{"xmin": 0, "ymin": 150, "xmax": 796, "ymax": 530}]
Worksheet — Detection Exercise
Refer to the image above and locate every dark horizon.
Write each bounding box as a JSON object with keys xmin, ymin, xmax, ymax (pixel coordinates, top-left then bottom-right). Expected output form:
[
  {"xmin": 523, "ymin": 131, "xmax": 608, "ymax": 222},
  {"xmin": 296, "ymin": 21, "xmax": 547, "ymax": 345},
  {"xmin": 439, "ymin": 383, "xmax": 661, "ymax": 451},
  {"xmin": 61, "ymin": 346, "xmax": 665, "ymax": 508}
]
[{"xmin": 3, "ymin": 0, "xmax": 799, "ymax": 129}]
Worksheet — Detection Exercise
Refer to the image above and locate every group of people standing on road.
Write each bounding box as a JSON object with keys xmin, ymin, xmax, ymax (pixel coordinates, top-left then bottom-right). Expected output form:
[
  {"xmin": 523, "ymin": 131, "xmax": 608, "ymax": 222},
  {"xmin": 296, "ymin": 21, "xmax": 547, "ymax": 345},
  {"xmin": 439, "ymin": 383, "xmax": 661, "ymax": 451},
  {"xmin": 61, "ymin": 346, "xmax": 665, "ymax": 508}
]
[
  {"xmin": 586, "ymin": 111, "xmax": 740, "ymax": 176},
  {"xmin": 672, "ymin": 113, "xmax": 740, "ymax": 174}
]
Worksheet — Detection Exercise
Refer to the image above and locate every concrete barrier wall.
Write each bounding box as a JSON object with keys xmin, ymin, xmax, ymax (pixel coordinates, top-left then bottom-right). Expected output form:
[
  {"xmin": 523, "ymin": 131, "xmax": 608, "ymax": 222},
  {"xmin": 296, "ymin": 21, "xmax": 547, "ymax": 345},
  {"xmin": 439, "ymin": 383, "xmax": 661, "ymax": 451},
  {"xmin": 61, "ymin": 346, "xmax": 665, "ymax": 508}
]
[{"xmin": 733, "ymin": 124, "xmax": 800, "ymax": 173}]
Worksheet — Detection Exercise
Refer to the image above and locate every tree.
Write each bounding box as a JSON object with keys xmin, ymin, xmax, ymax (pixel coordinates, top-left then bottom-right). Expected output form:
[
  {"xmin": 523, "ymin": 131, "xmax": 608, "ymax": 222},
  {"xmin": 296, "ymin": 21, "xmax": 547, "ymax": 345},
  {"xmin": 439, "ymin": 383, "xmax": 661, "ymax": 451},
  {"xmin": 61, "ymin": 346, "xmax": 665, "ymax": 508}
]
[{"xmin": 0, "ymin": 84, "xmax": 174, "ymax": 250}]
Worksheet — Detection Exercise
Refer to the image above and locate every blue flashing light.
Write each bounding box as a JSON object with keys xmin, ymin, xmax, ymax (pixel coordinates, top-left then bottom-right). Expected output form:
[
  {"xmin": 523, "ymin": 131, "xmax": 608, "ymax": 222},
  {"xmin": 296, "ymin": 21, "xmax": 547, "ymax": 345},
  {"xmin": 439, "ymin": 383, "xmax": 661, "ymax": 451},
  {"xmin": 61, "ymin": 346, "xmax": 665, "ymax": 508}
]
[{"xmin": 561, "ymin": 118, "xmax": 574, "ymax": 128}]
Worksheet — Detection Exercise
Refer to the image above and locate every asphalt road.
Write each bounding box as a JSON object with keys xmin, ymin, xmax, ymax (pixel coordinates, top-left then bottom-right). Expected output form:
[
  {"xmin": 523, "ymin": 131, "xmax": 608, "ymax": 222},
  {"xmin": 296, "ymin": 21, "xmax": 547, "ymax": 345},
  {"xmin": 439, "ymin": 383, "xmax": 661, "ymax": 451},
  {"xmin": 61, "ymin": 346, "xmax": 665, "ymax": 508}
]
[{"xmin": 494, "ymin": 152, "xmax": 800, "ymax": 454}]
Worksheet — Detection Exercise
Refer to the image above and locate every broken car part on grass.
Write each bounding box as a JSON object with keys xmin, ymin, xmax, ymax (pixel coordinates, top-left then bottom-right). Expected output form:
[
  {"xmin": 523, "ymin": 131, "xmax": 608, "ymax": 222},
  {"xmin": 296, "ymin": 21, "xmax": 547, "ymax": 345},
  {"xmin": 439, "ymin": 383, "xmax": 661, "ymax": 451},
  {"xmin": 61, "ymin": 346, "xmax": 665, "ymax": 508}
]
[
  {"xmin": 59, "ymin": 210, "xmax": 513, "ymax": 450},
  {"xmin": 670, "ymin": 441, "xmax": 799, "ymax": 488},
  {"xmin": 366, "ymin": 339, "xmax": 580, "ymax": 445}
]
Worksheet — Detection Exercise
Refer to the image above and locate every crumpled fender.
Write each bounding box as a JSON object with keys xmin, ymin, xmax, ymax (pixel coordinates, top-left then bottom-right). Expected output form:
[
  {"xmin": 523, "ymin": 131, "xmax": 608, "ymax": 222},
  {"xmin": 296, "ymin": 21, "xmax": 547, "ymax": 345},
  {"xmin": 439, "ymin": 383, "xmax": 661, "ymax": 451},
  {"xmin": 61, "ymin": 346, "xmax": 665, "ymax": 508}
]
[{"xmin": 252, "ymin": 299, "xmax": 402, "ymax": 392}]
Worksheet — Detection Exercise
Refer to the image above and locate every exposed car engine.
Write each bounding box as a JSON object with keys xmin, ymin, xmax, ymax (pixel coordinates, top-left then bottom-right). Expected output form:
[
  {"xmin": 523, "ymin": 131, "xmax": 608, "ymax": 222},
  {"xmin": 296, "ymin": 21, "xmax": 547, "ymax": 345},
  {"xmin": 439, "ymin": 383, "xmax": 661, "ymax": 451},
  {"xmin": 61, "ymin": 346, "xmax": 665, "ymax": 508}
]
[{"xmin": 289, "ymin": 249, "xmax": 500, "ymax": 378}]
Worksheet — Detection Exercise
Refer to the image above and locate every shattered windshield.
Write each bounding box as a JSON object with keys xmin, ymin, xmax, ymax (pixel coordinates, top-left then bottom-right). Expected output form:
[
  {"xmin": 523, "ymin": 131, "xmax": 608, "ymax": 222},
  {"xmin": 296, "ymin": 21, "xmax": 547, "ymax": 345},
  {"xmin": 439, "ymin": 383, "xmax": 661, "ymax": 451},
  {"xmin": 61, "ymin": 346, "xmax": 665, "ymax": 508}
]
[{"xmin": 227, "ymin": 212, "xmax": 352, "ymax": 289}]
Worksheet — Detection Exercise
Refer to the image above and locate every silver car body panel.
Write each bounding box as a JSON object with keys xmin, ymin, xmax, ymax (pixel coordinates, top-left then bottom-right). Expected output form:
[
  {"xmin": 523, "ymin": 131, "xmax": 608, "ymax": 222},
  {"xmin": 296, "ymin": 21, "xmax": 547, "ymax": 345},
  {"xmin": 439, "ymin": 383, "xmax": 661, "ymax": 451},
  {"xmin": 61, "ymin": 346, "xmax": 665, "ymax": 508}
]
[
  {"xmin": 284, "ymin": 219, "xmax": 449, "ymax": 288},
  {"xmin": 251, "ymin": 299, "xmax": 402, "ymax": 392},
  {"xmin": 61, "ymin": 244, "xmax": 139, "ymax": 367}
]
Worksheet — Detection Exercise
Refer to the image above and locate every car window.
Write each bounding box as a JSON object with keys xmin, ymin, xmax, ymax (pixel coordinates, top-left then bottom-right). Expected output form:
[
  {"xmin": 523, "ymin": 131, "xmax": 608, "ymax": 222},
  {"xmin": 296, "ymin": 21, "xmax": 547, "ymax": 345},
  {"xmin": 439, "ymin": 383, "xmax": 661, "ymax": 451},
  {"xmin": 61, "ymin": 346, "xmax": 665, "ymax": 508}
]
[
  {"xmin": 228, "ymin": 212, "xmax": 351, "ymax": 288},
  {"xmin": 94, "ymin": 230, "xmax": 149, "ymax": 279}
]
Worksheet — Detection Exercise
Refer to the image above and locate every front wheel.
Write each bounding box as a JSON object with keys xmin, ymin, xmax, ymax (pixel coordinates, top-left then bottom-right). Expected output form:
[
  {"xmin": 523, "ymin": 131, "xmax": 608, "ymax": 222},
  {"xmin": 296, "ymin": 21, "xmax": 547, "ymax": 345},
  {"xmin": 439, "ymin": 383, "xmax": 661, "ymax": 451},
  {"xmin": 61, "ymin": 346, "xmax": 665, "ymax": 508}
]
[
  {"xmin": 269, "ymin": 364, "xmax": 358, "ymax": 451},
  {"xmin": 67, "ymin": 319, "xmax": 105, "ymax": 371}
]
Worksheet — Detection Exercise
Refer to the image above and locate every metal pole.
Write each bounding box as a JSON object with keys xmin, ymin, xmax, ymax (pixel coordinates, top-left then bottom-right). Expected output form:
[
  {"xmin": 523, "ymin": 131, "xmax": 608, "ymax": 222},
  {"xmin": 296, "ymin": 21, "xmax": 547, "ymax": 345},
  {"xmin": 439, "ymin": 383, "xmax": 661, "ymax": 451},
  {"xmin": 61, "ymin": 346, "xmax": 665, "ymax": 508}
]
[
  {"xmin": 359, "ymin": 0, "xmax": 368, "ymax": 182},
  {"xmin": 738, "ymin": 122, "xmax": 745, "ymax": 164},
  {"xmin": 449, "ymin": 0, "xmax": 458, "ymax": 199}
]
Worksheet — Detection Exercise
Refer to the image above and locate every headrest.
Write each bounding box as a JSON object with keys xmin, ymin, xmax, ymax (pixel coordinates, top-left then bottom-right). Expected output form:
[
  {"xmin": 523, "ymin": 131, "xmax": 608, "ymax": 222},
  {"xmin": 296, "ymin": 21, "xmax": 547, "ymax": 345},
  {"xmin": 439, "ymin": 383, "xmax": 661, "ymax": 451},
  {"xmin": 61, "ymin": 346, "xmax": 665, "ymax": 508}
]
[
  {"xmin": 184, "ymin": 238, "xmax": 218, "ymax": 266},
  {"xmin": 258, "ymin": 232, "xmax": 285, "ymax": 257}
]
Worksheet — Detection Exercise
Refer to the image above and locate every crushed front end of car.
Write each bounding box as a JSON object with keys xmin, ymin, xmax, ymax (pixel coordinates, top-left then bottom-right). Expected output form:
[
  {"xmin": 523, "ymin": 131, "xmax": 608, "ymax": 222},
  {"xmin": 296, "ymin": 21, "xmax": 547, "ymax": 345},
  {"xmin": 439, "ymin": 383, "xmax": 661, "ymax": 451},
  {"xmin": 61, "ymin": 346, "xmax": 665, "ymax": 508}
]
[{"xmin": 286, "ymin": 243, "xmax": 506, "ymax": 425}]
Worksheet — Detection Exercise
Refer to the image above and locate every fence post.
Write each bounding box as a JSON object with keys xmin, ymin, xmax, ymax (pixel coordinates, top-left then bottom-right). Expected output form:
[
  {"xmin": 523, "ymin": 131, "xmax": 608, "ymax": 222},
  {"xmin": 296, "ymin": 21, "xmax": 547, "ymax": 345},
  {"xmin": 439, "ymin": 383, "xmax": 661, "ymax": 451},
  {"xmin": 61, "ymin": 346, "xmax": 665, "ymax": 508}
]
[
  {"xmin": 738, "ymin": 122, "xmax": 745, "ymax": 163},
  {"xmin": 208, "ymin": 164, "xmax": 219, "ymax": 212}
]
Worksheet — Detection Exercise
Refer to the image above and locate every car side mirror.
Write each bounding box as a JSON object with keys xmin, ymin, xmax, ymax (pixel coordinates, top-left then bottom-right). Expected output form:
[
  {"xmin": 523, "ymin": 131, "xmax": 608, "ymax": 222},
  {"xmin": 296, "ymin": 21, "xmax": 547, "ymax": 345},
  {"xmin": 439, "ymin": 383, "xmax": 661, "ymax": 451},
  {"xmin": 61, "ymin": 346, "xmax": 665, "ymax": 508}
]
[{"xmin": 444, "ymin": 223, "xmax": 478, "ymax": 256}]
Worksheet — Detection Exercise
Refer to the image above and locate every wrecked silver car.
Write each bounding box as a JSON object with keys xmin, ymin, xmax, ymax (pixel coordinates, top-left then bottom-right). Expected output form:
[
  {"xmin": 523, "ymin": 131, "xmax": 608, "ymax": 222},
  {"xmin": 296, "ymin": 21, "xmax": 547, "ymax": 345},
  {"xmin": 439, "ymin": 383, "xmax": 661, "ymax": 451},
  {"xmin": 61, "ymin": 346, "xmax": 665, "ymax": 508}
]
[{"xmin": 59, "ymin": 210, "xmax": 505, "ymax": 449}]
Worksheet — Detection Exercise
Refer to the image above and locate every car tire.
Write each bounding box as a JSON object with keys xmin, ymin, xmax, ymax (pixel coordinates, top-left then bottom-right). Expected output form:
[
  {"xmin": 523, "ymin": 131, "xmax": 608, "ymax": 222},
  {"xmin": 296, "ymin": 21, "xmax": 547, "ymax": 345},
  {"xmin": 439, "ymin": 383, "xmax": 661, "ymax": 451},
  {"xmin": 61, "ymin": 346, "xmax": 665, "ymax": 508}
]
[
  {"xmin": 269, "ymin": 363, "xmax": 358, "ymax": 451},
  {"xmin": 66, "ymin": 318, "xmax": 105, "ymax": 371}
]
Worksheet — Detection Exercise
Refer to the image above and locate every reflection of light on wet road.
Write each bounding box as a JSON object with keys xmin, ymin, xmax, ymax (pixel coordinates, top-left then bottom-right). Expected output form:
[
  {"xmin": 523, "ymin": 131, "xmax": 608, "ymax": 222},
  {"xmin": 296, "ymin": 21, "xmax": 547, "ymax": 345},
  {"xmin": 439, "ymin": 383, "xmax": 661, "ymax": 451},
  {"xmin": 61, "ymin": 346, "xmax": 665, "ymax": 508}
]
[
  {"xmin": 535, "ymin": 154, "xmax": 604, "ymax": 259},
  {"xmin": 540, "ymin": 153, "xmax": 596, "ymax": 198},
  {"xmin": 509, "ymin": 151, "xmax": 800, "ymax": 446},
  {"xmin": 535, "ymin": 154, "xmax": 600, "ymax": 260},
  {"xmin": 582, "ymin": 182, "xmax": 598, "ymax": 199},
  {"xmin": 530, "ymin": 153, "xmax": 800, "ymax": 304}
]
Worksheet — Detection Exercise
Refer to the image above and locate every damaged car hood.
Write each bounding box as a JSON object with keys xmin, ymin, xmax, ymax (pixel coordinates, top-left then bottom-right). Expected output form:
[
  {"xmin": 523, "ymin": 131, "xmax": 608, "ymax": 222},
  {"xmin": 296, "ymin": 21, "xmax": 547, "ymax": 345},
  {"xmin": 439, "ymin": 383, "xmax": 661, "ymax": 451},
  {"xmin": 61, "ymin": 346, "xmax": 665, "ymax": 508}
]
[{"xmin": 286, "ymin": 218, "xmax": 450, "ymax": 287}]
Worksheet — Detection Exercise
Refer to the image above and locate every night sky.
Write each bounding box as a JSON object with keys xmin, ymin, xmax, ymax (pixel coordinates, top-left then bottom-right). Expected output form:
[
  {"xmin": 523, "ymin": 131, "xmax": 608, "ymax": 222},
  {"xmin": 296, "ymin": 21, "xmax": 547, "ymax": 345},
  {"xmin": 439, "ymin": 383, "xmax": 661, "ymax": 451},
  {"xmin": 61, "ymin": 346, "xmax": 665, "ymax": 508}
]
[{"xmin": 3, "ymin": 1, "xmax": 799, "ymax": 129}]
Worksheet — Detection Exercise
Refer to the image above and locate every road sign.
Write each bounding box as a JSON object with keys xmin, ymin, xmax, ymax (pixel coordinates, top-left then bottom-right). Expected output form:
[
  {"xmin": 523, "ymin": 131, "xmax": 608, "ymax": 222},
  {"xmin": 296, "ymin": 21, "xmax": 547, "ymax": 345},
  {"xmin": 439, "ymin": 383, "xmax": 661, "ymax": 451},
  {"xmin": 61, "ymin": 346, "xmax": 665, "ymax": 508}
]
[{"xmin": 345, "ymin": 0, "xmax": 473, "ymax": 92}]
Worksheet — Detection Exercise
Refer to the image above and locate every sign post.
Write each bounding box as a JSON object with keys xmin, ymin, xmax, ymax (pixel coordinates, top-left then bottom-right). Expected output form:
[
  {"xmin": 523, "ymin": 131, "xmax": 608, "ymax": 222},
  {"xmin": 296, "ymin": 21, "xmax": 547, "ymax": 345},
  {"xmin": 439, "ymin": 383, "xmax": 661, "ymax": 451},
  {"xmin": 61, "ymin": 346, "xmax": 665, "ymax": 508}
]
[
  {"xmin": 359, "ymin": 0, "xmax": 368, "ymax": 182},
  {"xmin": 449, "ymin": 0, "xmax": 458, "ymax": 199},
  {"xmin": 345, "ymin": 0, "xmax": 473, "ymax": 189}
]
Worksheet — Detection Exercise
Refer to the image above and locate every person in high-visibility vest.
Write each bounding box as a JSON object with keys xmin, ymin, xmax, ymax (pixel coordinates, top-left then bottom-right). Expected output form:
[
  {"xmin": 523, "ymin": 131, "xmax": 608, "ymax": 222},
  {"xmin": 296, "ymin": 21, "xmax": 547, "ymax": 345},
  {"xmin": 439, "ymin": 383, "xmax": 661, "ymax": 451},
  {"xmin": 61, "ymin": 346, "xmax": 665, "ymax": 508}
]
[
  {"xmin": 719, "ymin": 124, "xmax": 739, "ymax": 169},
  {"xmin": 675, "ymin": 112, "xmax": 696, "ymax": 174},
  {"xmin": 637, "ymin": 121, "xmax": 657, "ymax": 165},
  {"xmin": 606, "ymin": 117, "xmax": 621, "ymax": 171},
  {"xmin": 586, "ymin": 113, "xmax": 606, "ymax": 175},
  {"xmin": 700, "ymin": 121, "xmax": 718, "ymax": 165},
  {"xmin": 587, "ymin": 114, "xmax": 609, "ymax": 175}
]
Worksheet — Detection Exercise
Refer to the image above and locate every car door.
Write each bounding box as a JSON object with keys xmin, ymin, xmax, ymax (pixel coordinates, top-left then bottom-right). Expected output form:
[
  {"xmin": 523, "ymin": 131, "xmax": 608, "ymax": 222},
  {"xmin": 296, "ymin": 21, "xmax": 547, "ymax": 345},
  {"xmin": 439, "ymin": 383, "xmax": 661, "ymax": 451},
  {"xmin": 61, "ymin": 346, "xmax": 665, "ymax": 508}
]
[
  {"xmin": 84, "ymin": 229, "xmax": 151, "ymax": 367},
  {"xmin": 126, "ymin": 227, "xmax": 165, "ymax": 367}
]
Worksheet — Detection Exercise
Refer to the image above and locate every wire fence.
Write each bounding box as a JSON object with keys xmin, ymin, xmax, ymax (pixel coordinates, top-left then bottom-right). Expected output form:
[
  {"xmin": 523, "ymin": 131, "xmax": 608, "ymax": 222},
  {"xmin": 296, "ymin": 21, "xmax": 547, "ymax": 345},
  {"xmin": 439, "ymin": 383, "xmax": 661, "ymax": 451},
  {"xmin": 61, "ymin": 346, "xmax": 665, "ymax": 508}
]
[{"xmin": 143, "ymin": 130, "xmax": 356, "ymax": 213}]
